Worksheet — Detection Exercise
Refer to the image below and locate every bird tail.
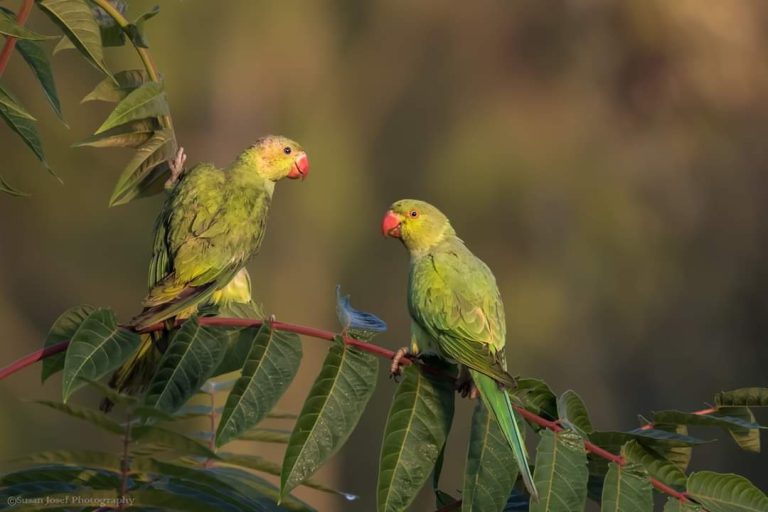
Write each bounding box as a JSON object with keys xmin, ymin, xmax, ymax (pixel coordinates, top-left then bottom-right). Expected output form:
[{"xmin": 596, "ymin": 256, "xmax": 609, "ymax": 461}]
[
  {"xmin": 99, "ymin": 332, "xmax": 163, "ymax": 412},
  {"xmin": 470, "ymin": 369, "xmax": 538, "ymax": 501}
]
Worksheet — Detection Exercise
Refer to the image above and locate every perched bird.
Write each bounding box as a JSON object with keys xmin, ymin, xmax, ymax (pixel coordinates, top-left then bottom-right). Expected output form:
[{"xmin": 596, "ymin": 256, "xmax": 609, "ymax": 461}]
[
  {"xmin": 382, "ymin": 199, "xmax": 538, "ymax": 500},
  {"xmin": 100, "ymin": 135, "xmax": 310, "ymax": 411}
]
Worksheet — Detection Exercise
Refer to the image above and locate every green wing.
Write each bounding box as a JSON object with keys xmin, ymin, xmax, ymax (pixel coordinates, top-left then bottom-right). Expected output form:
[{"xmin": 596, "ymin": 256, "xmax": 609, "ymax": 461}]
[
  {"xmin": 130, "ymin": 163, "xmax": 269, "ymax": 329},
  {"xmin": 409, "ymin": 240, "xmax": 515, "ymax": 387}
]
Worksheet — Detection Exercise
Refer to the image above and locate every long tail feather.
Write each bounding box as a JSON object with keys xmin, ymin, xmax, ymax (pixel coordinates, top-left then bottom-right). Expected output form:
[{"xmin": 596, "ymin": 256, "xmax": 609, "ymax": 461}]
[{"xmin": 471, "ymin": 369, "xmax": 538, "ymax": 501}]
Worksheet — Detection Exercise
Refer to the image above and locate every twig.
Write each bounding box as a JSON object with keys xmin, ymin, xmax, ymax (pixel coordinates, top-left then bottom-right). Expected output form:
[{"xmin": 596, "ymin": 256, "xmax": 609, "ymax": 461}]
[
  {"xmin": 118, "ymin": 411, "xmax": 132, "ymax": 511},
  {"xmin": 0, "ymin": 0, "xmax": 34, "ymax": 78},
  {"xmin": 0, "ymin": 315, "xmax": 705, "ymax": 508}
]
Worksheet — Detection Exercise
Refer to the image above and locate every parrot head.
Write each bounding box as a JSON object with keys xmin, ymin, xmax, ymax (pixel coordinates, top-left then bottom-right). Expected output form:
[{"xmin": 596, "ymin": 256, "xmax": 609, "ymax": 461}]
[
  {"xmin": 241, "ymin": 135, "xmax": 310, "ymax": 181},
  {"xmin": 382, "ymin": 199, "xmax": 456, "ymax": 252}
]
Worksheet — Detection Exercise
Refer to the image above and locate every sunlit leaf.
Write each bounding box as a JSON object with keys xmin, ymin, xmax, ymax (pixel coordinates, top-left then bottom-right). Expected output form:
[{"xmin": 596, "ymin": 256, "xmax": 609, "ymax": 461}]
[
  {"xmin": 653, "ymin": 409, "xmax": 763, "ymax": 452},
  {"xmin": 61, "ymin": 308, "xmax": 141, "ymax": 402},
  {"xmin": 82, "ymin": 70, "xmax": 149, "ymax": 103},
  {"xmin": 716, "ymin": 407, "xmax": 761, "ymax": 453},
  {"xmin": 95, "ymin": 81, "xmax": 168, "ymax": 134},
  {"xmin": 15, "ymin": 39, "xmax": 63, "ymax": 120},
  {"xmin": 37, "ymin": 0, "xmax": 112, "ymax": 78},
  {"xmin": 377, "ymin": 365, "xmax": 455, "ymax": 512},
  {"xmin": 144, "ymin": 317, "xmax": 228, "ymax": 414},
  {"xmin": 715, "ymin": 388, "xmax": 768, "ymax": 407},
  {"xmin": 530, "ymin": 430, "xmax": 588, "ymax": 512},
  {"xmin": 557, "ymin": 389, "xmax": 593, "ymax": 434},
  {"xmin": 462, "ymin": 401, "xmax": 518, "ymax": 512},
  {"xmin": 600, "ymin": 461, "xmax": 652, "ymax": 512},
  {"xmin": 216, "ymin": 324, "xmax": 302, "ymax": 446},
  {"xmin": 73, "ymin": 119, "xmax": 156, "ymax": 148},
  {"xmin": 686, "ymin": 471, "xmax": 768, "ymax": 512},
  {"xmin": 281, "ymin": 337, "xmax": 377, "ymax": 498},
  {"xmin": 109, "ymin": 129, "xmax": 176, "ymax": 206}
]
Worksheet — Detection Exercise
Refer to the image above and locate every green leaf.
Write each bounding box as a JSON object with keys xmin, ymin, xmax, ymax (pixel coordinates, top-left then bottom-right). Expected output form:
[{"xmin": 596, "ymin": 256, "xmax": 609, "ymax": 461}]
[
  {"xmin": 0, "ymin": 175, "xmax": 29, "ymax": 197},
  {"xmin": 15, "ymin": 40, "xmax": 63, "ymax": 121},
  {"xmin": 61, "ymin": 308, "xmax": 141, "ymax": 402},
  {"xmin": 462, "ymin": 401, "xmax": 518, "ymax": 512},
  {"xmin": 622, "ymin": 440, "xmax": 686, "ymax": 490},
  {"xmin": 557, "ymin": 389, "xmax": 594, "ymax": 434},
  {"xmin": 514, "ymin": 377, "xmax": 557, "ymax": 422},
  {"xmin": 600, "ymin": 461, "xmax": 653, "ymax": 512},
  {"xmin": 715, "ymin": 388, "xmax": 768, "ymax": 407},
  {"xmin": 716, "ymin": 407, "xmax": 760, "ymax": 453},
  {"xmin": 530, "ymin": 430, "xmax": 589, "ymax": 512},
  {"xmin": 95, "ymin": 81, "xmax": 168, "ymax": 134},
  {"xmin": 41, "ymin": 305, "xmax": 95, "ymax": 383},
  {"xmin": 82, "ymin": 69, "xmax": 149, "ymax": 103},
  {"xmin": 144, "ymin": 318, "xmax": 228, "ymax": 414},
  {"xmin": 33, "ymin": 400, "xmax": 124, "ymax": 434},
  {"xmin": 109, "ymin": 128, "xmax": 176, "ymax": 206},
  {"xmin": 0, "ymin": 86, "xmax": 52, "ymax": 175},
  {"xmin": 377, "ymin": 365, "xmax": 455, "ymax": 512},
  {"xmin": 52, "ymin": 35, "xmax": 74, "ymax": 54},
  {"xmin": 0, "ymin": 9, "xmax": 53, "ymax": 40},
  {"xmin": 216, "ymin": 324, "xmax": 302, "ymax": 446},
  {"xmin": 646, "ymin": 424, "xmax": 694, "ymax": 472},
  {"xmin": 73, "ymin": 118, "xmax": 156, "ymax": 148},
  {"xmin": 36, "ymin": 0, "xmax": 112, "ymax": 78},
  {"xmin": 662, "ymin": 497, "xmax": 703, "ymax": 511},
  {"xmin": 132, "ymin": 425, "xmax": 218, "ymax": 459},
  {"xmin": 280, "ymin": 337, "xmax": 378, "ymax": 498},
  {"xmin": 687, "ymin": 471, "xmax": 768, "ymax": 512},
  {"xmin": 219, "ymin": 453, "xmax": 356, "ymax": 500}
]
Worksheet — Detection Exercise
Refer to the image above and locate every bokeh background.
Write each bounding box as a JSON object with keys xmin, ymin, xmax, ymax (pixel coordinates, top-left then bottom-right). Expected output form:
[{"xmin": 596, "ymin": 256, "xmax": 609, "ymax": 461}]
[{"xmin": 1, "ymin": 0, "xmax": 767, "ymax": 509}]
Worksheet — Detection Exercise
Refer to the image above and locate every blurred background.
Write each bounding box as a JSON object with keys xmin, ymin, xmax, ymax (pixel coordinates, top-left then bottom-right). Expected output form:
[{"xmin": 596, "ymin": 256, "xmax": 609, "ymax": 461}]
[{"xmin": 1, "ymin": 0, "xmax": 767, "ymax": 509}]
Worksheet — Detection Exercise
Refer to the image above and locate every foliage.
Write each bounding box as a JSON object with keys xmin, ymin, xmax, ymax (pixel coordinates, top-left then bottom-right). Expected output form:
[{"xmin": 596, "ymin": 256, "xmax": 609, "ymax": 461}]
[{"xmin": 0, "ymin": 0, "xmax": 176, "ymax": 200}]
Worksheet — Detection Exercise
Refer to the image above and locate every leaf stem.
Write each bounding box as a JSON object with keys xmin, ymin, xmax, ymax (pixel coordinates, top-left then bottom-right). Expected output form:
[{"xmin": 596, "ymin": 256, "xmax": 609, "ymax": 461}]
[
  {"xmin": 0, "ymin": 0, "xmax": 34, "ymax": 78},
  {"xmin": 89, "ymin": 0, "xmax": 174, "ymax": 134},
  {"xmin": 0, "ymin": 315, "xmax": 708, "ymax": 509}
]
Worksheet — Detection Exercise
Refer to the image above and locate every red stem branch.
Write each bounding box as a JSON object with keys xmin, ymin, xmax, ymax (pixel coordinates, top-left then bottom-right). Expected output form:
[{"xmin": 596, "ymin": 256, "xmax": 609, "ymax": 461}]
[
  {"xmin": 0, "ymin": 0, "xmax": 34, "ymax": 78},
  {"xmin": 0, "ymin": 315, "xmax": 703, "ymax": 508}
]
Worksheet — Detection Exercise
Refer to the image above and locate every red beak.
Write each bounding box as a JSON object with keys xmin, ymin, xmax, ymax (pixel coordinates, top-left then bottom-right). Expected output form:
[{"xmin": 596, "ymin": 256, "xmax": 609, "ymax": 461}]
[
  {"xmin": 381, "ymin": 210, "xmax": 402, "ymax": 238},
  {"xmin": 288, "ymin": 151, "xmax": 310, "ymax": 180}
]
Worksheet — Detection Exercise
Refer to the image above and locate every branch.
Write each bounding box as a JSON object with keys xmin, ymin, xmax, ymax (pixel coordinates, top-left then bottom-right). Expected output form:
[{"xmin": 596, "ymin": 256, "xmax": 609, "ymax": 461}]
[
  {"xmin": 0, "ymin": 0, "xmax": 34, "ymax": 78},
  {"xmin": 0, "ymin": 315, "xmax": 702, "ymax": 509}
]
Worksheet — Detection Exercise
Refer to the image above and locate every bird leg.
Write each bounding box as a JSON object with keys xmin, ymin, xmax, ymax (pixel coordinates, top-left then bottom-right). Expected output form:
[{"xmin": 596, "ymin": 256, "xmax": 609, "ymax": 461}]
[
  {"xmin": 455, "ymin": 366, "xmax": 479, "ymax": 399},
  {"xmin": 165, "ymin": 146, "xmax": 187, "ymax": 190},
  {"xmin": 390, "ymin": 346, "xmax": 411, "ymax": 381}
]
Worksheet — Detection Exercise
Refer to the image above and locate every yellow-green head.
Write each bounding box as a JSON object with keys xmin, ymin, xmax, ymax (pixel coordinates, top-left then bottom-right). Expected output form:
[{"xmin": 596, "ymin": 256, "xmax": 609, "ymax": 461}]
[
  {"xmin": 237, "ymin": 135, "xmax": 310, "ymax": 181},
  {"xmin": 381, "ymin": 199, "xmax": 456, "ymax": 253}
]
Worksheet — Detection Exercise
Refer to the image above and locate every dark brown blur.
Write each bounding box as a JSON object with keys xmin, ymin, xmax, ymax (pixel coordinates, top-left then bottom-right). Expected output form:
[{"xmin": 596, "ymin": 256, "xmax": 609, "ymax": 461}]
[{"xmin": 1, "ymin": 1, "xmax": 767, "ymax": 509}]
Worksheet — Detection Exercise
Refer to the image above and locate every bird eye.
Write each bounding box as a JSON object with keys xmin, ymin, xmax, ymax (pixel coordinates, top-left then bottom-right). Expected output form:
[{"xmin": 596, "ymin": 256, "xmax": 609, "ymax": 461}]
[
  {"xmin": 409, "ymin": 210, "xmax": 419, "ymax": 218},
  {"xmin": 283, "ymin": 146, "xmax": 292, "ymax": 155}
]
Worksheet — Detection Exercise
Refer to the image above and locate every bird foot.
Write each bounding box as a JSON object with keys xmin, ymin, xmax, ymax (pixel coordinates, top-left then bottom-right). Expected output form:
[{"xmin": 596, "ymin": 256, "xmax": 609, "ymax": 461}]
[
  {"xmin": 455, "ymin": 377, "xmax": 479, "ymax": 399},
  {"xmin": 390, "ymin": 346, "xmax": 410, "ymax": 382},
  {"xmin": 165, "ymin": 146, "xmax": 187, "ymax": 190}
]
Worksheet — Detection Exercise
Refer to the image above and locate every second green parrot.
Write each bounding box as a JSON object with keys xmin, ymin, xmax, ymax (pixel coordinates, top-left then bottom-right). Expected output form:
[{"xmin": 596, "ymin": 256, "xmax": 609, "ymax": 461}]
[
  {"xmin": 100, "ymin": 135, "xmax": 310, "ymax": 411},
  {"xmin": 382, "ymin": 199, "xmax": 538, "ymax": 501}
]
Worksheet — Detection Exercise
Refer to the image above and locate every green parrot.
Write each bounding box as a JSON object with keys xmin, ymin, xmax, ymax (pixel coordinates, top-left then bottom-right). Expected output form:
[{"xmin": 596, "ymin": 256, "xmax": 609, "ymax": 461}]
[
  {"xmin": 99, "ymin": 135, "xmax": 310, "ymax": 411},
  {"xmin": 381, "ymin": 199, "xmax": 538, "ymax": 501}
]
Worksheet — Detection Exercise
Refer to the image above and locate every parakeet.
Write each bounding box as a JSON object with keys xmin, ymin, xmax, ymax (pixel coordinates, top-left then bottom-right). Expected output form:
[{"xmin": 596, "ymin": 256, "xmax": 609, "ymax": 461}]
[
  {"xmin": 381, "ymin": 199, "xmax": 538, "ymax": 501},
  {"xmin": 100, "ymin": 135, "xmax": 310, "ymax": 411}
]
